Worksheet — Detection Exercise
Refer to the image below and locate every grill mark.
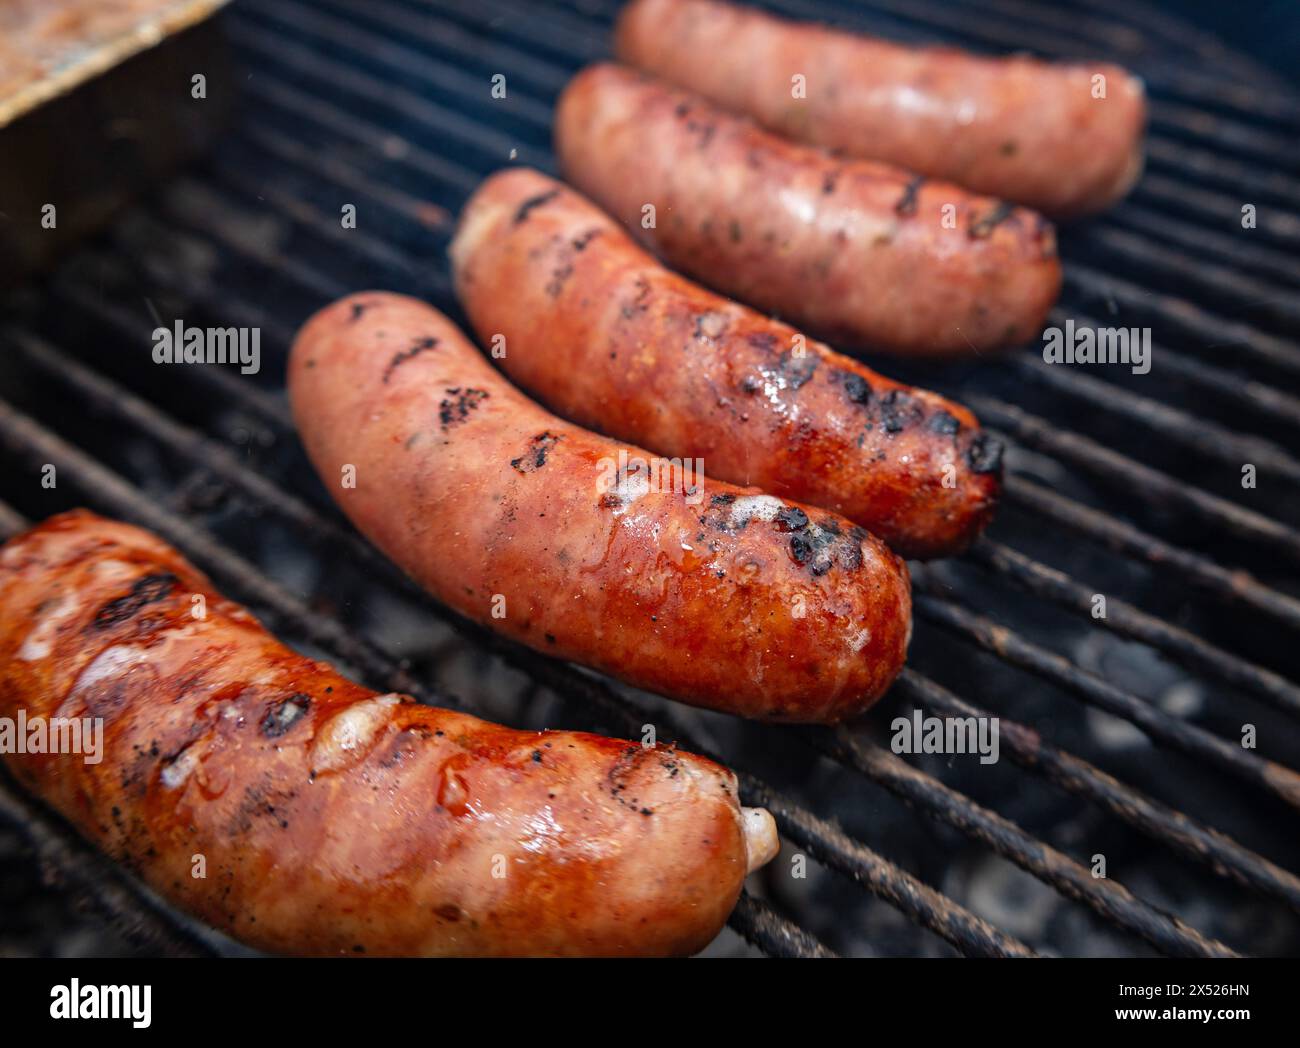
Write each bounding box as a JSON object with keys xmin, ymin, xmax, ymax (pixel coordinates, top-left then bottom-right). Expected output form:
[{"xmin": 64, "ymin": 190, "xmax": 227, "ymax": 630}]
[
  {"xmin": 383, "ymin": 336, "xmax": 438, "ymax": 383},
  {"xmin": 511, "ymin": 431, "xmax": 561, "ymax": 473},
  {"xmin": 571, "ymin": 227, "xmax": 602, "ymax": 251},
  {"xmin": 92, "ymin": 574, "xmax": 178, "ymax": 629},
  {"xmin": 966, "ymin": 433, "xmax": 1005, "ymax": 474},
  {"xmin": 438, "ymin": 388, "xmax": 489, "ymax": 431},
  {"xmin": 969, "ymin": 202, "xmax": 1015, "ymax": 239},
  {"xmin": 839, "ymin": 372, "xmax": 873, "ymax": 405},
  {"xmin": 880, "ymin": 390, "xmax": 923, "ymax": 433},
  {"xmin": 894, "ymin": 175, "xmax": 925, "ymax": 217},
  {"xmin": 929, "ymin": 411, "xmax": 961, "ymax": 436},
  {"xmin": 260, "ymin": 694, "xmax": 311, "ymax": 738},
  {"xmin": 513, "ymin": 189, "xmax": 560, "ymax": 225}
]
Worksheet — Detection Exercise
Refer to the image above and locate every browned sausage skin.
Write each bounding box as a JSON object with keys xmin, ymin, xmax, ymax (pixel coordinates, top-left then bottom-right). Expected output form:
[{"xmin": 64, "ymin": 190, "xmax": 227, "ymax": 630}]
[
  {"xmin": 288, "ymin": 293, "xmax": 911, "ymax": 722},
  {"xmin": 615, "ymin": 0, "xmax": 1146, "ymax": 218},
  {"xmin": 451, "ymin": 168, "xmax": 1002, "ymax": 560},
  {"xmin": 0, "ymin": 510, "xmax": 779, "ymax": 956},
  {"xmin": 555, "ymin": 63, "xmax": 1061, "ymax": 357}
]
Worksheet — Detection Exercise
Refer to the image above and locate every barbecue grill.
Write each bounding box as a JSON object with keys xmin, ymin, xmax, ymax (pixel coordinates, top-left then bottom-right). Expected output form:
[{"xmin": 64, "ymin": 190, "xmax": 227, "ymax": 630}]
[{"xmin": 2, "ymin": 0, "xmax": 1299, "ymax": 959}]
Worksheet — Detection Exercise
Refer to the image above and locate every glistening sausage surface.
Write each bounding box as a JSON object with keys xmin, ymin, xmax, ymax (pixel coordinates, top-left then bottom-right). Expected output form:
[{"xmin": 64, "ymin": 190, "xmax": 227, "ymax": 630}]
[
  {"xmin": 288, "ymin": 293, "xmax": 911, "ymax": 722},
  {"xmin": 615, "ymin": 0, "xmax": 1147, "ymax": 218},
  {"xmin": 555, "ymin": 63, "xmax": 1062, "ymax": 356},
  {"xmin": 0, "ymin": 510, "xmax": 778, "ymax": 956},
  {"xmin": 451, "ymin": 168, "xmax": 1002, "ymax": 560}
]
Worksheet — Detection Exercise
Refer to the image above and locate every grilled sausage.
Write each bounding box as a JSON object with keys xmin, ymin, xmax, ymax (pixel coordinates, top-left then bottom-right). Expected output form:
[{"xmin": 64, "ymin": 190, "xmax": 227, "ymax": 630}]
[
  {"xmin": 288, "ymin": 292, "xmax": 911, "ymax": 722},
  {"xmin": 555, "ymin": 63, "xmax": 1061, "ymax": 356},
  {"xmin": 0, "ymin": 509, "xmax": 780, "ymax": 956},
  {"xmin": 614, "ymin": 0, "xmax": 1147, "ymax": 218},
  {"xmin": 451, "ymin": 168, "xmax": 1002, "ymax": 560}
]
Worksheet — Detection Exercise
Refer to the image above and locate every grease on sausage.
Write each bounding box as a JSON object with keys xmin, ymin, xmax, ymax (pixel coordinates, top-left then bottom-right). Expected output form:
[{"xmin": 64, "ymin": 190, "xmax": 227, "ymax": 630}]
[
  {"xmin": 288, "ymin": 293, "xmax": 911, "ymax": 723},
  {"xmin": 451, "ymin": 168, "xmax": 1001, "ymax": 559},
  {"xmin": 0, "ymin": 510, "xmax": 774, "ymax": 956}
]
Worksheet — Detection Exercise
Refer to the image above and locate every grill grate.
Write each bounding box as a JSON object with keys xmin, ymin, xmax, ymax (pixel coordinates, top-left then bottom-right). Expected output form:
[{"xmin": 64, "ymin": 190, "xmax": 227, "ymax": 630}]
[{"xmin": 2, "ymin": 0, "xmax": 1299, "ymax": 958}]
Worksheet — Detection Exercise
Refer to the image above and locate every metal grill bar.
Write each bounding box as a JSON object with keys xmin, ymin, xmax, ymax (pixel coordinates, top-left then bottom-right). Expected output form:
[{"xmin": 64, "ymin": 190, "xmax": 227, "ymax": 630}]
[
  {"xmin": 1071, "ymin": 226, "xmax": 1300, "ymax": 332},
  {"xmin": 913, "ymin": 591, "xmax": 1300, "ymax": 812},
  {"xmin": 1133, "ymin": 174, "xmax": 1300, "ymax": 249},
  {"xmin": 730, "ymin": 892, "xmax": 839, "ymax": 958},
  {"xmin": 963, "ymin": 537, "xmax": 1300, "ymax": 719},
  {"xmin": 1001, "ymin": 476, "xmax": 1300, "ymax": 633},
  {"xmin": 808, "ymin": 729, "xmax": 1236, "ymax": 957},
  {"xmin": 1106, "ymin": 203, "xmax": 1300, "ymax": 289},
  {"xmin": 894, "ymin": 670, "xmax": 1300, "ymax": 912},
  {"xmin": 1013, "ymin": 346, "xmax": 1300, "ymax": 474},
  {"xmin": 1063, "ymin": 264, "xmax": 1300, "ymax": 378},
  {"xmin": 968, "ymin": 399, "xmax": 1300, "ymax": 565}
]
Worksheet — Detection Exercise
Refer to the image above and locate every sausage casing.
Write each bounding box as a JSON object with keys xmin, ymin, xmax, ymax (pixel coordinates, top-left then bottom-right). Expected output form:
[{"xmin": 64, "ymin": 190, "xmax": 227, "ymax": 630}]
[
  {"xmin": 288, "ymin": 293, "xmax": 911, "ymax": 722},
  {"xmin": 555, "ymin": 63, "xmax": 1062, "ymax": 356},
  {"xmin": 615, "ymin": 0, "xmax": 1146, "ymax": 218},
  {"xmin": 451, "ymin": 168, "xmax": 1002, "ymax": 559},
  {"xmin": 0, "ymin": 510, "xmax": 778, "ymax": 956}
]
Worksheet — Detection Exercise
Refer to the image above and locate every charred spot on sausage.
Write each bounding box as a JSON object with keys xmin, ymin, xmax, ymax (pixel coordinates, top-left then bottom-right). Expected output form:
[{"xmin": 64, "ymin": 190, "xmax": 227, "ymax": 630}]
[
  {"xmin": 438, "ymin": 388, "xmax": 489, "ymax": 431},
  {"xmin": 969, "ymin": 202, "xmax": 1016, "ymax": 239},
  {"xmin": 880, "ymin": 390, "xmax": 923, "ymax": 433},
  {"xmin": 929, "ymin": 411, "xmax": 961, "ymax": 436},
  {"xmin": 383, "ymin": 336, "xmax": 438, "ymax": 384},
  {"xmin": 783, "ymin": 512, "xmax": 866, "ymax": 576},
  {"xmin": 840, "ymin": 372, "xmax": 873, "ymax": 405},
  {"xmin": 348, "ymin": 300, "xmax": 378, "ymax": 322},
  {"xmin": 511, "ymin": 431, "xmax": 561, "ymax": 473},
  {"xmin": 966, "ymin": 433, "xmax": 1005, "ymax": 475},
  {"xmin": 571, "ymin": 227, "xmax": 602, "ymax": 252},
  {"xmin": 775, "ymin": 506, "xmax": 809, "ymax": 531},
  {"xmin": 778, "ymin": 351, "xmax": 818, "ymax": 390},
  {"xmin": 894, "ymin": 175, "xmax": 925, "ymax": 217},
  {"xmin": 92, "ymin": 573, "xmax": 178, "ymax": 629},
  {"xmin": 260, "ymin": 694, "xmax": 311, "ymax": 738},
  {"xmin": 513, "ymin": 189, "xmax": 560, "ymax": 225},
  {"xmin": 620, "ymin": 276, "xmax": 653, "ymax": 319},
  {"xmin": 546, "ymin": 263, "xmax": 574, "ymax": 298}
]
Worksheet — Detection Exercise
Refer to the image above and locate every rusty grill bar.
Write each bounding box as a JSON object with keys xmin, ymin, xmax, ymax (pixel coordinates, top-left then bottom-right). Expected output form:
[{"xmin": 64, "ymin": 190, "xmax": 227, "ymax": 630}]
[{"xmin": 2, "ymin": 0, "xmax": 1299, "ymax": 958}]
